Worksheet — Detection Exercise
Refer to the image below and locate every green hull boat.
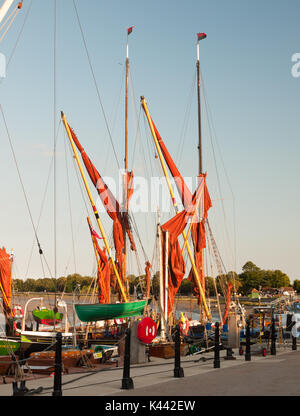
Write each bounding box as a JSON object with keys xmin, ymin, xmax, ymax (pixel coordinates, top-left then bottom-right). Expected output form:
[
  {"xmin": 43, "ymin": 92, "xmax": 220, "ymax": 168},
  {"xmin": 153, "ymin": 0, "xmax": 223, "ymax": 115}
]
[
  {"xmin": 75, "ymin": 299, "xmax": 150, "ymax": 322},
  {"xmin": 32, "ymin": 308, "xmax": 64, "ymax": 325},
  {"xmin": 0, "ymin": 338, "xmax": 21, "ymax": 356}
]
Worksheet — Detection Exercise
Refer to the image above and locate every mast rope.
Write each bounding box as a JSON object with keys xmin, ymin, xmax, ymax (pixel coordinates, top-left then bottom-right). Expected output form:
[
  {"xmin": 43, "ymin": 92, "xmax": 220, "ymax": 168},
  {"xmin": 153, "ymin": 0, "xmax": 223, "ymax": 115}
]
[
  {"xmin": 176, "ymin": 69, "xmax": 197, "ymax": 167},
  {"xmin": 201, "ymin": 68, "xmax": 237, "ymax": 274},
  {"xmin": 0, "ymin": 104, "xmax": 53, "ymax": 278},
  {"xmin": 72, "ymin": 0, "xmax": 120, "ymax": 170},
  {"xmin": 64, "ymin": 134, "xmax": 77, "ymax": 273},
  {"xmin": 25, "ymin": 121, "xmax": 62, "ymax": 279}
]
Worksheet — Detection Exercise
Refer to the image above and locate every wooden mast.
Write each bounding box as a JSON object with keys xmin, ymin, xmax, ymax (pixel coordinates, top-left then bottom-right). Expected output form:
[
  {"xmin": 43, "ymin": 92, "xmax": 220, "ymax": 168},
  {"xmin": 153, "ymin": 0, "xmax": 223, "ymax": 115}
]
[
  {"xmin": 123, "ymin": 29, "xmax": 130, "ymax": 297},
  {"xmin": 140, "ymin": 97, "xmax": 211, "ymax": 320},
  {"xmin": 61, "ymin": 111, "xmax": 128, "ymax": 303},
  {"xmin": 196, "ymin": 33, "xmax": 207, "ymax": 321}
]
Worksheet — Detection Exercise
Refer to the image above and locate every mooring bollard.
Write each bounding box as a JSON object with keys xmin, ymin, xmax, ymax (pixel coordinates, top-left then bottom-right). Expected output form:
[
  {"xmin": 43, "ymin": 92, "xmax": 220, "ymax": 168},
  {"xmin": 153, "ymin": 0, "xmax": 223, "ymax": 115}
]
[
  {"xmin": 52, "ymin": 332, "xmax": 62, "ymax": 396},
  {"xmin": 214, "ymin": 322, "xmax": 220, "ymax": 368},
  {"xmin": 292, "ymin": 335, "xmax": 297, "ymax": 350},
  {"xmin": 270, "ymin": 315, "xmax": 276, "ymax": 356},
  {"xmin": 245, "ymin": 319, "xmax": 251, "ymax": 361},
  {"xmin": 174, "ymin": 324, "xmax": 184, "ymax": 378},
  {"xmin": 224, "ymin": 347, "xmax": 236, "ymax": 360},
  {"xmin": 121, "ymin": 328, "xmax": 134, "ymax": 390}
]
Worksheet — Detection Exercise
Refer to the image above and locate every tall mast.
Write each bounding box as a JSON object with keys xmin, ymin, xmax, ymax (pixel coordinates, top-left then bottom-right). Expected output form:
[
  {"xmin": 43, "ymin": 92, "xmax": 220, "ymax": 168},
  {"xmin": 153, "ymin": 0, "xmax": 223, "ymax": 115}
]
[
  {"xmin": 141, "ymin": 97, "xmax": 211, "ymax": 320},
  {"xmin": 196, "ymin": 33, "xmax": 206, "ymax": 174},
  {"xmin": 123, "ymin": 26, "xmax": 134, "ymax": 296},
  {"xmin": 196, "ymin": 33, "xmax": 207, "ymax": 321}
]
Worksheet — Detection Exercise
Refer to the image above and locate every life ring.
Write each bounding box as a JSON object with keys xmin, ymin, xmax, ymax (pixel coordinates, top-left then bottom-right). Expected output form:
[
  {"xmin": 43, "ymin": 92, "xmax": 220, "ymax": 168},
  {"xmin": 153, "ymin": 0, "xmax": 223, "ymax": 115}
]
[{"xmin": 12, "ymin": 305, "xmax": 24, "ymax": 319}]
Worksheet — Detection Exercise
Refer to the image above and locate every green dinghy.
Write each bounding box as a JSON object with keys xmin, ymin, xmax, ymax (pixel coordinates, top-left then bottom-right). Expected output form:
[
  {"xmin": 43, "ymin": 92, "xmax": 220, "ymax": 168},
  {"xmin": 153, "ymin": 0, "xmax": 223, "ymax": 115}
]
[{"xmin": 75, "ymin": 299, "xmax": 150, "ymax": 322}]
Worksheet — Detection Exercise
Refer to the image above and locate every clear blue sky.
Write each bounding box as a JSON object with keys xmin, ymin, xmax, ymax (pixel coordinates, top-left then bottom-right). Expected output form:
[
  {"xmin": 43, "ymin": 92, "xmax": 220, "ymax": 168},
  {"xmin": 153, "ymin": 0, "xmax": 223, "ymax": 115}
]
[{"xmin": 0, "ymin": 0, "xmax": 299, "ymax": 282}]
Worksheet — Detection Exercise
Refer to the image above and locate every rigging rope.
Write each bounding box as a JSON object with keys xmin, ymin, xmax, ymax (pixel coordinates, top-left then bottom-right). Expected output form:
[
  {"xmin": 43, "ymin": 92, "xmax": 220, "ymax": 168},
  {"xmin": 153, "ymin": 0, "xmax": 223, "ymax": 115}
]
[
  {"xmin": 0, "ymin": 104, "xmax": 53, "ymax": 278},
  {"xmin": 72, "ymin": 0, "xmax": 120, "ymax": 170},
  {"xmin": 201, "ymin": 68, "xmax": 237, "ymax": 274}
]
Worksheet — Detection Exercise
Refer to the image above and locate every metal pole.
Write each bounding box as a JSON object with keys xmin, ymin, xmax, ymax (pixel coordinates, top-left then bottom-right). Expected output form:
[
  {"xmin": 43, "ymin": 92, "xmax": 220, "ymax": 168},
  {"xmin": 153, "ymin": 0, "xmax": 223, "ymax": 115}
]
[
  {"xmin": 52, "ymin": 332, "xmax": 62, "ymax": 396},
  {"xmin": 213, "ymin": 322, "xmax": 220, "ymax": 368},
  {"xmin": 270, "ymin": 315, "xmax": 276, "ymax": 355},
  {"xmin": 174, "ymin": 324, "xmax": 184, "ymax": 378},
  {"xmin": 121, "ymin": 328, "xmax": 134, "ymax": 389},
  {"xmin": 245, "ymin": 319, "xmax": 251, "ymax": 361}
]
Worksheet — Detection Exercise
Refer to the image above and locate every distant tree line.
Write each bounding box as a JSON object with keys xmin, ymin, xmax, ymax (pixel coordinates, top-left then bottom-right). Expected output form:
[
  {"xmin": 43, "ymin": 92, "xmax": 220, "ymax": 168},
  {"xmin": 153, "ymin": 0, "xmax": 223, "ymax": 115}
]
[{"xmin": 12, "ymin": 261, "xmax": 294, "ymax": 296}]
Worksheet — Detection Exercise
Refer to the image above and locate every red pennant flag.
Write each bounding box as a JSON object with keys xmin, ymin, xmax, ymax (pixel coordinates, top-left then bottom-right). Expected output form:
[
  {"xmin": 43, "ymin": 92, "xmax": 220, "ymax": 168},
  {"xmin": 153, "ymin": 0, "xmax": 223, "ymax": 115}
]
[
  {"xmin": 127, "ymin": 26, "xmax": 134, "ymax": 35},
  {"xmin": 197, "ymin": 33, "xmax": 207, "ymax": 41}
]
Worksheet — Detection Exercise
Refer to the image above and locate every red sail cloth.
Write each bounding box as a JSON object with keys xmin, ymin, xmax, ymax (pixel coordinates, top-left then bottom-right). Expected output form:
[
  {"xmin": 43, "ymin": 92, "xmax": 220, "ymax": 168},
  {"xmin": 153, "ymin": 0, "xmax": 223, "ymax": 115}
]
[
  {"xmin": 88, "ymin": 222, "xmax": 110, "ymax": 304},
  {"xmin": 68, "ymin": 124, "xmax": 136, "ymax": 282},
  {"xmin": 151, "ymin": 118, "xmax": 193, "ymax": 208},
  {"xmin": 96, "ymin": 245, "xmax": 111, "ymax": 304},
  {"xmin": 161, "ymin": 179, "xmax": 205, "ymax": 317},
  {"xmin": 145, "ymin": 261, "xmax": 151, "ymax": 298},
  {"xmin": 149, "ymin": 115, "xmax": 213, "ymax": 305},
  {"xmin": 0, "ymin": 247, "xmax": 12, "ymax": 314},
  {"xmin": 188, "ymin": 174, "xmax": 212, "ymax": 303}
]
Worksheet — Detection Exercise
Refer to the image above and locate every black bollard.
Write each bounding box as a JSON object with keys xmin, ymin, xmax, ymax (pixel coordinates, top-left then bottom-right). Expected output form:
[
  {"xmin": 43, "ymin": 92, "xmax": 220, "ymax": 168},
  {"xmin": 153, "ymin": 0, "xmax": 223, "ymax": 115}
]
[
  {"xmin": 52, "ymin": 332, "xmax": 62, "ymax": 396},
  {"xmin": 245, "ymin": 319, "xmax": 251, "ymax": 361},
  {"xmin": 292, "ymin": 335, "xmax": 297, "ymax": 350},
  {"xmin": 174, "ymin": 324, "xmax": 184, "ymax": 378},
  {"xmin": 270, "ymin": 315, "xmax": 276, "ymax": 356},
  {"xmin": 224, "ymin": 347, "xmax": 236, "ymax": 360},
  {"xmin": 121, "ymin": 328, "xmax": 134, "ymax": 390},
  {"xmin": 213, "ymin": 322, "xmax": 220, "ymax": 368}
]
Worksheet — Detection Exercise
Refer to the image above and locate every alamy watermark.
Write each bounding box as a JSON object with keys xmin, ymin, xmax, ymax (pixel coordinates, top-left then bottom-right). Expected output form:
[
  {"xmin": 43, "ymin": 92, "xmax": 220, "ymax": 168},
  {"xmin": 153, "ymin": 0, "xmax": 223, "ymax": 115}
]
[
  {"xmin": 291, "ymin": 53, "xmax": 300, "ymax": 78},
  {"xmin": 93, "ymin": 171, "xmax": 205, "ymax": 223}
]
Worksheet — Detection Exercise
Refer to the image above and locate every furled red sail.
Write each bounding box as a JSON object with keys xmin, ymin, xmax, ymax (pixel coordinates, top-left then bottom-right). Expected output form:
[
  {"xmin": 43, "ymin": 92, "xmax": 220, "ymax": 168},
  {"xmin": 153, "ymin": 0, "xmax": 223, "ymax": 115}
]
[
  {"xmin": 145, "ymin": 261, "xmax": 151, "ymax": 298},
  {"xmin": 68, "ymin": 124, "xmax": 136, "ymax": 282},
  {"xmin": 149, "ymin": 115, "xmax": 213, "ymax": 305},
  {"xmin": 0, "ymin": 247, "xmax": 12, "ymax": 316},
  {"xmin": 161, "ymin": 180, "xmax": 205, "ymax": 317},
  {"xmin": 188, "ymin": 174, "xmax": 212, "ymax": 303},
  {"xmin": 151, "ymin": 117, "xmax": 193, "ymax": 208},
  {"xmin": 88, "ymin": 222, "xmax": 110, "ymax": 304}
]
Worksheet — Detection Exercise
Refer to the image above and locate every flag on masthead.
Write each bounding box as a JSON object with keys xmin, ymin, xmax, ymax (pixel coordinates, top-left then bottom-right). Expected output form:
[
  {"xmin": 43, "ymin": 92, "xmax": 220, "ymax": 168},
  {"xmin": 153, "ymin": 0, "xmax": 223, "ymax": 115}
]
[
  {"xmin": 197, "ymin": 32, "xmax": 207, "ymax": 41},
  {"xmin": 127, "ymin": 26, "xmax": 134, "ymax": 35}
]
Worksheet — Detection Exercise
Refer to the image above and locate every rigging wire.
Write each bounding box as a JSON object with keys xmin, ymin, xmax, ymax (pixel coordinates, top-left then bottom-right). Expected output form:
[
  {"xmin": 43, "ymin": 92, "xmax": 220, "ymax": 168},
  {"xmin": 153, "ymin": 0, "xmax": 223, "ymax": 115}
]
[
  {"xmin": 0, "ymin": 104, "xmax": 53, "ymax": 278},
  {"xmin": 200, "ymin": 68, "xmax": 237, "ymax": 274},
  {"xmin": 176, "ymin": 69, "xmax": 197, "ymax": 167},
  {"xmin": 53, "ymin": 0, "xmax": 57, "ymax": 298},
  {"xmin": 64, "ymin": 134, "xmax": 77, "ymax": 273},
  {"xmin": 25, "ymin": 120, "xmax": 62, "ymax": 278},
  {"xmin": 72, "ymin": 0, "xmax": 120, "ymax": 170}
]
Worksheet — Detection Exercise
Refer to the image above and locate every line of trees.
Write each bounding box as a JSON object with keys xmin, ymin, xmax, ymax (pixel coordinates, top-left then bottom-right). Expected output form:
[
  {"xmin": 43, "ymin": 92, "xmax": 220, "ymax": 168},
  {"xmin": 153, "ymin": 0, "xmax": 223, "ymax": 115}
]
[{"xmin": 12, "ymin": 261, "xmax": 293, "ymax": 296}]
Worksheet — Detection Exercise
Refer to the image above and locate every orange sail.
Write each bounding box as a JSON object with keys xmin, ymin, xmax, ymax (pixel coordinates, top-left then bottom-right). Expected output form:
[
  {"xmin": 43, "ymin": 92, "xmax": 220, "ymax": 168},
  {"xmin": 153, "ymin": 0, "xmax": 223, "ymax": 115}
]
[
  {"xmin": 68, "ymin": 124, "xmax": 136, "ymax": 282},
  {"xmin": 0, "ymin": 247, "xmax": 12, "ymax": 316},
  {"xmin": 149, "ymin": 115, "xmax": 213, "ymax": 305},
  {"xmin": 145, "ymin": 261, "xmax": 151, "ymax": 298},
  {"xmin": 151, "ymin": 117, "xmax": 193, "ymax": 207},
  {"xmin": 188, "ymin": 174, "xmax": 212, "ymax": 303},
  {"xmin": 87, "ymin": 221, "xmax": 110, "ymax": 304},
  {"xmin": 161, "ymin": 179, "xmax": 205, "ymax": 316}
]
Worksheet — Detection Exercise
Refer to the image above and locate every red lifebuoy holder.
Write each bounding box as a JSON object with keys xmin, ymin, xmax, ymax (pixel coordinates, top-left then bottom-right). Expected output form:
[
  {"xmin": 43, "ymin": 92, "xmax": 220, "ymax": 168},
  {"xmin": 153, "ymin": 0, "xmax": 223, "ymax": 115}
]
[{"xmin": 137, "ymin": 317, "xmax": 157, "ymax": 344}]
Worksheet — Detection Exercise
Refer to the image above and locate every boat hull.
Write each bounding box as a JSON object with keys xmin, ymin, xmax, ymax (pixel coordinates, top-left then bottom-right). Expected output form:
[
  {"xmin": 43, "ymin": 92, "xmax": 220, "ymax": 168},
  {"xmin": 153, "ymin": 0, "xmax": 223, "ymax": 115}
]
[{"xmin": 75, "ymin": 299, "xmax": 150, "ymax": 322}]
